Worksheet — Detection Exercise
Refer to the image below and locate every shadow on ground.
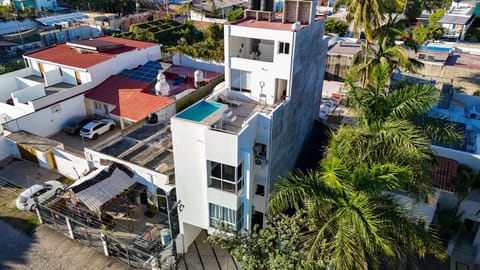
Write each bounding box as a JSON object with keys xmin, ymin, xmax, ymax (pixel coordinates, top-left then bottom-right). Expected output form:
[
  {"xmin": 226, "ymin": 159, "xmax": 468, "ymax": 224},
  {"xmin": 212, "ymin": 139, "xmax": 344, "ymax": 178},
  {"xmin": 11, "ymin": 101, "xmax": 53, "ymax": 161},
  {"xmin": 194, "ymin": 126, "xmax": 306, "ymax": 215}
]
[{"xmin": 0, "ymin": 218, "xmax": 37, "ymax": 269}]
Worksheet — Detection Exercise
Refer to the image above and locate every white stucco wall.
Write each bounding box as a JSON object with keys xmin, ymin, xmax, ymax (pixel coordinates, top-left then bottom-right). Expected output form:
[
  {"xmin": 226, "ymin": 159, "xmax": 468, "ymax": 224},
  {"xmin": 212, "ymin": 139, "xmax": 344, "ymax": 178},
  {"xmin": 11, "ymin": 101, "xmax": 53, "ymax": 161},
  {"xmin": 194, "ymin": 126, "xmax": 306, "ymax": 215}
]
[
  {"xmin": 432, "ymin": 145, "xmax": 480, "ymax": 174},
  {"xmin": 53, "ymin": 148, "xmax": 90, "ymax": 180},
  {"xmin": 172, "ymin": 54, "xmax": 224, "ymax": 73},
  {"xmin": 0, "ymin": 137, "xmax": 11, "ymax": 160},
  {"xmin": 171, "ymin": 118, "xmax": 210, "ymax": 233},
  {"xmin": 3, "ymin": 94, "xmax": 87, "ymax": 137}
]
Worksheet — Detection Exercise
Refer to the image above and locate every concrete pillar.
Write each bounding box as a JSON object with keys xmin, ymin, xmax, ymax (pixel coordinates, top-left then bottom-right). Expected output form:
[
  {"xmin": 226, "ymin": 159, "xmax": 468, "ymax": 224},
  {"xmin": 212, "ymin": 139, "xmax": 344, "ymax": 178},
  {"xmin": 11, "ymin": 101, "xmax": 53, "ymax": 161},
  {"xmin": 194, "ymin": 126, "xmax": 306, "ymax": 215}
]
[
  {"xmin": 35, "ymin": 205, "xmax": 43, "ymax": 224},
  {"xmin": 100, "ymin": 232, "xmax": 110, "ymax": 257},
  {"xmin": 66, "ymin": 217, "xmax": 75, "ymax": 240}
]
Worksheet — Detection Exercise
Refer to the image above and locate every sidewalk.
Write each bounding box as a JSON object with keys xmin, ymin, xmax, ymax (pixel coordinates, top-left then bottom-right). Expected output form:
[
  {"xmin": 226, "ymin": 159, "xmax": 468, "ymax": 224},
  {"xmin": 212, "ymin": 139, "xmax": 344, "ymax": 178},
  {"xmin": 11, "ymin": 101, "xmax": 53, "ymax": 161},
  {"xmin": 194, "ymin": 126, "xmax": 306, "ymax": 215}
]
[{"xmin": 0, "ymin": 220, "xmax": 129, "ymax": 270}]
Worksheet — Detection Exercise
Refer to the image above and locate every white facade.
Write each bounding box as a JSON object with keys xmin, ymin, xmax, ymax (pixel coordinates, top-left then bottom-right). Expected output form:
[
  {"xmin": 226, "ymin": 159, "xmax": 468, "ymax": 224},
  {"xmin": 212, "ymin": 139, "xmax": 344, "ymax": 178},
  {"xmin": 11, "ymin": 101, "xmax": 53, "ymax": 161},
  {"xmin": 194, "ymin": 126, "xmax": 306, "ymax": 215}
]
[{"xmin": 172, "ymin": 9, "xmax": 327, "ymax": 251}]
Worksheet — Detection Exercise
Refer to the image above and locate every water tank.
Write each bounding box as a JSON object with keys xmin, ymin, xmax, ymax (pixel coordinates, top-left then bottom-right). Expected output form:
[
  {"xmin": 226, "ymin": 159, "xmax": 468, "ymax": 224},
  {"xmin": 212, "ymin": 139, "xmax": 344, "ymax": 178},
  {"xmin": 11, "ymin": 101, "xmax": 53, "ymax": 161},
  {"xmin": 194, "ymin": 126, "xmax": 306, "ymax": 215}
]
[
  {"xmin": 155, "ymin": 70, "xmax": 170, "ymax": 96},
  {"xmin": 291, "ymin": 21, "xmax": 301, "ymax": 31},
  {"xmin": 248, "ymin": 0, "xmax": 260, "ymax": 10},
  {"xmin": 194, "ymin": 69, "xmax": 204, "ymax": 84}
]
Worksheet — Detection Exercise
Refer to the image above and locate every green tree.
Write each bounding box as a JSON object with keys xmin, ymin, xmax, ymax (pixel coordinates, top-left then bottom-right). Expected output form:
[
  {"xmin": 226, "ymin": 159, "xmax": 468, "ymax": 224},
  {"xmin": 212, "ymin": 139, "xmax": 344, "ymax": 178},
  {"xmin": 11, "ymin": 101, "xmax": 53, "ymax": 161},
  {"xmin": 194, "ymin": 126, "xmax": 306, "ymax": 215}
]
[
  {"xmin": 226, "ymin": 8, "xmax": 244, "ymax": 22},
  {"xmin": 345, "ymin": 0, "xmax": 404, "ymax": 42},
  {"xmin": 343, "ymin": 64, "xmax": 462, "ymax": 196},
  {"xmin": 324, "ymin": 18, "xmax": 349, "ymax": 36},
  {"xmin": 0, "ymin": 60, "xmax": 25, "ymax": 75},
  {"xmin": 412, "ymin": 23, "xmax": 444, "ymax": 44},
  {"xmin": 429, "ymin": 9, "xmax": 447, "ymax": 25},
  {"xmin": 404, "ymin": 0, "xmax": 423, "ymax": 23},
  {"xmin": 269, "ymin": 162, "xmax": 447, "ymax": 269},
  {"xmin": 352, "ymin": 31, "xmax": 422, "ymax": 85},
  {"xmin": 208, "ymin": 212, "xmax": 320, "ymax": 270}
]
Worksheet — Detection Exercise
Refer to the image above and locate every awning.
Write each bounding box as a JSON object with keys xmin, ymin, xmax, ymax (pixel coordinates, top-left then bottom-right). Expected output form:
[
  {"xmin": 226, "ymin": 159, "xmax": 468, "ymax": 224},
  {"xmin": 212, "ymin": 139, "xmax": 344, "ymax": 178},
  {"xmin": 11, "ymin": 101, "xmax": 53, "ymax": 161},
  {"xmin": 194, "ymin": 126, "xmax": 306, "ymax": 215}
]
[
  {"xmin": 75, "ymin": 168, "xmax": 136, "ymax": 213},
  {"xmin": 438, "ymin": 14, "xmax": 472, "ymax": 25}
]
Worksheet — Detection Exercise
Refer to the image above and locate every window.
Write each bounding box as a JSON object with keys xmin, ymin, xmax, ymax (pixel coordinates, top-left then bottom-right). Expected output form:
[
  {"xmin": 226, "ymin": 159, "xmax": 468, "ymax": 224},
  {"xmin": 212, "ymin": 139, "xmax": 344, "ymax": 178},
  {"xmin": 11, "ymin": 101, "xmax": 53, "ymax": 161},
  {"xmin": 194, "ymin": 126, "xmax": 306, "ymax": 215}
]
[
  {"xmin": 456, "ymin": 262, "xmax": 469, "ymax": 270},
  {"xmin": 255, "ymin": 184, "xmax": 265, "ymax": 196},
  {"xmin": 278, "ymin": 42, "xmax": 290, "ymax": 54},
  {"xmin": 209, "ymin": 203, "xmax": 243, "ymax": 231},
  {"xmin": 231, "ymin": 69, "xmax": 251, "ymax": 92},
  {"xmin": 209, "ymin": 161, "xmax": 243, "ymax": 194}
]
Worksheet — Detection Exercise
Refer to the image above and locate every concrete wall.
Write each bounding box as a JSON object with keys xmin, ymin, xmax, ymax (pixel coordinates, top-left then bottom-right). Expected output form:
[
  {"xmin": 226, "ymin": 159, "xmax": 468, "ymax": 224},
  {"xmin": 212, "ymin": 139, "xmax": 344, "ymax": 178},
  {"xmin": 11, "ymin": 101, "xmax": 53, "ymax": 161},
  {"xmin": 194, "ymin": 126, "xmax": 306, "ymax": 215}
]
[
  {"xmin": 0, "ymin": 137, "xmax": 11, "ymax": 160},
  {"xmin": 176, "ymin": 223, "xmax": 202, "ymax": 254},
  {"xmin": 269, "ymin": 19, "xmax": 327, "ymax": 189},
  {"xmin": 171, "ymin": 118, "xmax": 210, "ymax": 233},
  {"xmin": 418, "ymin": 63, "xmax": 480, "ymax": 94},
  {"xmin": 53, "ymin": 148, "xmax": 90, "ymax": 180},
  {"xmin": 3, "ymin": 94, "xmax": 87, "ymax": 137},
  {"xmin": 172, "ymin": 54, "xmax": 224, "ymax": 73},
  {"xmin": 12, "ymin": 84, "xmax": 45, "ymax": 104}
]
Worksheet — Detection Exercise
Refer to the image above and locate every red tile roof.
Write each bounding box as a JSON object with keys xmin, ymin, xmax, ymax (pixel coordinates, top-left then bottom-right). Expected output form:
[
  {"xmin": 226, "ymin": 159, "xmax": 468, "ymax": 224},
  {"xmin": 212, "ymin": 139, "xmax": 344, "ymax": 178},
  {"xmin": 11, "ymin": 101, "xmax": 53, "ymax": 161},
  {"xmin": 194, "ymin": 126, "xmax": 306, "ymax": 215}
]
[
  {"xmin": 85, "ymin": 76, "xmax": 175, "ymax": 121},
  {"xmin": 432, "ymin": 156, "xmax": 458, "ymax": 192},
  {"xmin": 24, "ymin": 36, "xmax": 158, "ymax": 69}
]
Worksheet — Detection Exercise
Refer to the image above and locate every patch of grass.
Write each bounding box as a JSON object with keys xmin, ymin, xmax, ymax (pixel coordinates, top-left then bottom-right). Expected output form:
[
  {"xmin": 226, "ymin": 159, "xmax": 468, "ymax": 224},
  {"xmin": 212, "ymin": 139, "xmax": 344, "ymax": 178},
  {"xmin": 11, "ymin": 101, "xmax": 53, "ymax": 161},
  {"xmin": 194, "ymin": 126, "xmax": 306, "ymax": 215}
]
[
  {"xmin": 0, "ymin": 187, "xmax": 39, "ymax": 235},
  {"xmin": 56, "ymin": 176, "xmax": 74, "ymax": 186}
]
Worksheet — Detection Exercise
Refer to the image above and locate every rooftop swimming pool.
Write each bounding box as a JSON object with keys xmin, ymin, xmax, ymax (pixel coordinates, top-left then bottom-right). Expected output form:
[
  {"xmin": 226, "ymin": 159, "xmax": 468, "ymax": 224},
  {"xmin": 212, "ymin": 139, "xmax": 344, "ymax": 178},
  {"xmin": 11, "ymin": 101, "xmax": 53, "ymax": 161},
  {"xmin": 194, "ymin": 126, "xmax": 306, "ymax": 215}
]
[
  {"xmin": 177, "ymin": 101, "xmax": 223, "ymax": 122},
  {"xmin": 419, "ymin": 45, "xmax": 452, "ymax": 52}
]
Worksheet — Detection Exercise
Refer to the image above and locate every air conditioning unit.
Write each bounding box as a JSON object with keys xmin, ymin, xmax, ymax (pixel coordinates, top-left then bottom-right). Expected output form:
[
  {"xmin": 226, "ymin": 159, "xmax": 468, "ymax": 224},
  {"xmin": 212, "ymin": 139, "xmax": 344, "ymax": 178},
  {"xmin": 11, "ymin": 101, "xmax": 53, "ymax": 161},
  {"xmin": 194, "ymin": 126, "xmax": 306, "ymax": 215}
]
[{"xmin": 255, "ymin": 158, "xmax": 267, "ymax": 166}]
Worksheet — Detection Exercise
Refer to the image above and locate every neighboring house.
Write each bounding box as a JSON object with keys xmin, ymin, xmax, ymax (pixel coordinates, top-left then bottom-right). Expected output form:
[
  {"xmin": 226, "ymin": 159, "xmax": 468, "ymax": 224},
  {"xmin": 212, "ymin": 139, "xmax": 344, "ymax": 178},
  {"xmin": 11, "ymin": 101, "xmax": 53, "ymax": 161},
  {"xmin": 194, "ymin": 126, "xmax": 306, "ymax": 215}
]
[
  {"xmin": 438, "ymin": 1, "xmax": 476, "ymax": 40},
  {"xmin": 190, "ymin": 0, "xmax": 247, "ymax": 22},
  {"xmin": 325, "ymin": 38, "xmax": 362, "ymax": 80},
  {"xmin": 171, "ymin": 0, "xmax": 327, "ymax": 252},
  {"xmin": 1, "ymin": 36, "xmax": 161, "ymax": 137},
  {"xmin": 84, "ymin": 75, "xmax": 176, "ymax": 129}
]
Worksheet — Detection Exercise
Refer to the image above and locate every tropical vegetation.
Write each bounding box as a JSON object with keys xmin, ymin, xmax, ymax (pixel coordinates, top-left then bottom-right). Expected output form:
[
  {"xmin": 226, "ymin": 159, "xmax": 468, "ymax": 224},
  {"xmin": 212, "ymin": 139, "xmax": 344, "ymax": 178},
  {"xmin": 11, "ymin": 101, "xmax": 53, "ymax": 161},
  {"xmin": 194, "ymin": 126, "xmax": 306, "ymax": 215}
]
[
  {"xmin": 0, "ymin": 60, "xmax": 25, "ymax": 75},
  {"xmin": 324, "ymin": 18, "xmax": 349, "ymax": 36}
]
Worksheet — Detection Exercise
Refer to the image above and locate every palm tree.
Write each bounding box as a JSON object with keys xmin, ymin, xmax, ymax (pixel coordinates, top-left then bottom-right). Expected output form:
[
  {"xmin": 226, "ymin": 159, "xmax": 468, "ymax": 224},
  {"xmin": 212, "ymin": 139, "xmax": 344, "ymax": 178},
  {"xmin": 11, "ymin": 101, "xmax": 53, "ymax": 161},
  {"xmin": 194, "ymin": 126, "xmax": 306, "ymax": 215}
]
[
  {"xmin": 269, "ymin": 159, "xmax": 447, "ymax": 270},
  {"xmin": 344, "ymin": 0, "xmax": 404, "ymax": 42},
  {"xmin": 352, "ymin": 33, "xmax": 422, "ymax": 86},
  {"xmin": 341, "ymin": 64, "xmax": 462, "ymax": 197}
]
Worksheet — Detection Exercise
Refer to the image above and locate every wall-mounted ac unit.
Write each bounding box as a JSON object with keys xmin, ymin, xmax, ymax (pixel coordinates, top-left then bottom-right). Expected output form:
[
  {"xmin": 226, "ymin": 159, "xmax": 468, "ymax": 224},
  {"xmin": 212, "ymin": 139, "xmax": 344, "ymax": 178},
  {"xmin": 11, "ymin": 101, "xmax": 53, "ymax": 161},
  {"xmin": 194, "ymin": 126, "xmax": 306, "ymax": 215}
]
[{"xmin": 255, "ymin": 158, "xmax": 267, "ymax": 166}]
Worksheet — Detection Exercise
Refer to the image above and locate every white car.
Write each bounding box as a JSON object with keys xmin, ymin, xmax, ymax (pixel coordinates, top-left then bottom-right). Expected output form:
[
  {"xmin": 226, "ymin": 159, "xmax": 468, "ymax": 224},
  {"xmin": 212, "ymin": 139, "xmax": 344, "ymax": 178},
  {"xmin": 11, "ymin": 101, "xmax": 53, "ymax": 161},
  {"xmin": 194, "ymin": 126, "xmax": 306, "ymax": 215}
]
[
  {"xmin": 16, "ymin": 180, "xmax": 64, "ymax": 211},
  {"xmin": 79, "ymin": 118, "xmax": 116, "ymax": 140}
]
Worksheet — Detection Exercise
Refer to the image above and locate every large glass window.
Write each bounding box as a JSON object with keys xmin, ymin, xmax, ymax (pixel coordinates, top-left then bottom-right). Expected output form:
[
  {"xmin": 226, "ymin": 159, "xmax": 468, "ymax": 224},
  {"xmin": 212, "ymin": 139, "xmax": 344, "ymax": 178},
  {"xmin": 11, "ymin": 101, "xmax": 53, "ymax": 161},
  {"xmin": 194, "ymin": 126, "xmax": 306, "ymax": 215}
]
[
  {"xmin": 209, "ymin": 203, "xmax": 244, "ymax": 231},
  {"xmin": 231, "ymin": 69, "xmax": 251, "ymax": 93},
  {"xmin": 208, "ymin": 161, "xmax": 244, "ymax": 194}
]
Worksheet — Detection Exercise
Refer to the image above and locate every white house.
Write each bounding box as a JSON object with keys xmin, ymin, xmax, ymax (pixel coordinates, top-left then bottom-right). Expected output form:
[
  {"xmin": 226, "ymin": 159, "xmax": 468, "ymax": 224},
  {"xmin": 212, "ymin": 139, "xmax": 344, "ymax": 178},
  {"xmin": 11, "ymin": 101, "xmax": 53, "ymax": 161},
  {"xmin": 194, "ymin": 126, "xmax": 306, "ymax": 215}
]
[
  {"xmin": 171, "ymin": 0, "xmax": 327, "ymax": 252},
  {"xmin": 2, "ymin": 36, "xmax": 161, "ymax": 137}
]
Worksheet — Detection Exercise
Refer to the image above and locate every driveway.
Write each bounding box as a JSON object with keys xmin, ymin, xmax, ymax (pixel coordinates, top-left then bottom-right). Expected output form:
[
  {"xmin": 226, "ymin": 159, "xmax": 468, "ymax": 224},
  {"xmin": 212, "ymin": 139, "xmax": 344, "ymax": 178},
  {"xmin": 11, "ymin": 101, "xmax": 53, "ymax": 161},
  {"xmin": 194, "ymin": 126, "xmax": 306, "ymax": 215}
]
[
  {"xmin": 50, "ymin": 126, "xmax": 122, "ymax": 154},
  {"xmin": 0, "ymin": 157, "xmax": 63, "ymax": 188}
]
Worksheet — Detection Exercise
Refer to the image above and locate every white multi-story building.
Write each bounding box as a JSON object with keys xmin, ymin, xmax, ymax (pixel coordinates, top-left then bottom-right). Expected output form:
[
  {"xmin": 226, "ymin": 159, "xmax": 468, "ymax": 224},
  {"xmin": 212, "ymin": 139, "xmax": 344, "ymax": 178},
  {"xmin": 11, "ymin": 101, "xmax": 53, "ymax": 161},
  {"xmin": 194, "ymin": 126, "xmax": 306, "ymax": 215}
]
[{"xmin": 171, "ymin": 0, "xmax": 327, "ymax": 251}]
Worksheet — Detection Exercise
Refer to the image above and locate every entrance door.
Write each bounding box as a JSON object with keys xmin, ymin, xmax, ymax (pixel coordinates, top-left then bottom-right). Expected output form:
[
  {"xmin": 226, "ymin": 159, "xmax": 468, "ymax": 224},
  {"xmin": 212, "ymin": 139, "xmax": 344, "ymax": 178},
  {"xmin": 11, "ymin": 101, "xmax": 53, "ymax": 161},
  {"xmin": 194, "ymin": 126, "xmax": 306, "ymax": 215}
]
[
  {"xmin": 38, "ymin": 63, "xmax": 44, "ymax": 78},
  {"xmin": 18, "ymin": 144, "xmax": 38, "ymax": 163},
  {"xmin": 251, "ymin": 211, "xmax": 264, "ymax": 231},
  {"xmin": 74, "ymin": 71, "xmax": 82, "ymax": 85}
]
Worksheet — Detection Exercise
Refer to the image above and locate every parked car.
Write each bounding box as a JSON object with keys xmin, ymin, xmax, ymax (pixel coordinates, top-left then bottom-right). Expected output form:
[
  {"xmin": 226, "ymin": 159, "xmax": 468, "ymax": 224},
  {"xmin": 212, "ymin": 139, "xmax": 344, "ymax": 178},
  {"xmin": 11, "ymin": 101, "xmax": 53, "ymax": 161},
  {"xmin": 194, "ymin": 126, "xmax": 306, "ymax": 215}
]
[
  {"xmin": 64, "ymin": 117, "xmax": 92, "ymax": 135},
  {"xmin": 16, "ymin": 180, "xmax": 64, "ymax": 211},
  {"xmin": 79, "ymin": 118, "xmax": 116, "ymax": 140}
]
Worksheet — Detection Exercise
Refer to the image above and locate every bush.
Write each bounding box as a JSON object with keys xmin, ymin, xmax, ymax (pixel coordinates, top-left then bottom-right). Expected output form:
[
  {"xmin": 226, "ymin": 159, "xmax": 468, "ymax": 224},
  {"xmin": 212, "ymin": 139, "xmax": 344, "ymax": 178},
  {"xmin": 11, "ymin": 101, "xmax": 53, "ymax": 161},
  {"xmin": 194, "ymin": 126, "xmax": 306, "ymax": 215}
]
[
  {"xmin": 429, "ymin": 9, "xmax": 446, "ymax": 25},
  {"xmin": 227, "ymin": 8, "xmax": 244, "ymax": 22},
  {"xmin": 325, "ymin": 18, "xmax": 349, "ymax": 36}
]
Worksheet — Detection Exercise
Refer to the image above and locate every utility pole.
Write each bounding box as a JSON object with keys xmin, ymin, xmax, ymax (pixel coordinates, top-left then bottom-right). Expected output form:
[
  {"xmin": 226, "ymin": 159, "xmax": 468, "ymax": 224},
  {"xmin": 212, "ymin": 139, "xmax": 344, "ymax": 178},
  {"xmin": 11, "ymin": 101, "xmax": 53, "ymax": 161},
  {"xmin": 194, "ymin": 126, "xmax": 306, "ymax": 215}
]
[{"xmin": 12, "ymin": 13, "xmax": 25, "ymax": 51}]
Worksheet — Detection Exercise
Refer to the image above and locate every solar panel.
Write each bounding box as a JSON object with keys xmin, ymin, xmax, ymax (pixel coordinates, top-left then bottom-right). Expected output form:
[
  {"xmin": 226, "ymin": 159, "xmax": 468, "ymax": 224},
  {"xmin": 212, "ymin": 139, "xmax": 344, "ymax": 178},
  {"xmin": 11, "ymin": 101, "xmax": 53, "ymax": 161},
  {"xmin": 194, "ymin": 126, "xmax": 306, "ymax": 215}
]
[{"xmin": 122, "ymin": 61, "xmax": 162, "ymax": 83}]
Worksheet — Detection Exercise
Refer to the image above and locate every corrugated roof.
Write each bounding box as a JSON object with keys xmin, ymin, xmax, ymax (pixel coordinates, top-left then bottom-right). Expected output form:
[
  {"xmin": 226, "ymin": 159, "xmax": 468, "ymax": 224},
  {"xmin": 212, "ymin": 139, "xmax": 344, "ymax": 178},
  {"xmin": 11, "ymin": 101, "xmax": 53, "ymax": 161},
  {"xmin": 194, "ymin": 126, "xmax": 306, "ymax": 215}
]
[
  {"xmin": 75, "ymin": 168, "xmax": 136, "ymax": 212},
  {"xmin": 36, "ymin": 13, "xmax": 89, "ymax": 26},
  {"xmin": 24, "ymin": 36, "xmax": 158, "ymax": 69}
]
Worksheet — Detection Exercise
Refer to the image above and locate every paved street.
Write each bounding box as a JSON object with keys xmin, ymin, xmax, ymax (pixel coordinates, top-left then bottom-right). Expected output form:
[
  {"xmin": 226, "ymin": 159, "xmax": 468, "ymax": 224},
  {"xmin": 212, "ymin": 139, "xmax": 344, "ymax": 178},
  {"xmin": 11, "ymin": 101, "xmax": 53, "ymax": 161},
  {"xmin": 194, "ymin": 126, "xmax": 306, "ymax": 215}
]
[{"xmin": 0, "ymin": 220, "xmax": 129, "ymax": 270}]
